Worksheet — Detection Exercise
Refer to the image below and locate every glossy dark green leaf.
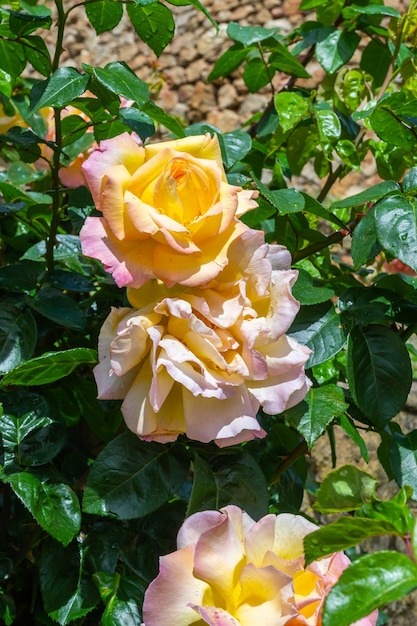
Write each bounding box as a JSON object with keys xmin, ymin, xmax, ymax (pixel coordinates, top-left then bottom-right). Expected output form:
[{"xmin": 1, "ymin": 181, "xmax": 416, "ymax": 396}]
[
  {"xmin": 252, "ymin": 172, "xmax": 305, "ymax": 214},
  {"xmin": 48, "ymin": 269, "xmax": 94, "ymax": 292},
  {"xmin": 208, "ymin": 43, "xmax": 249, "ymax": 81},
  {"xmin": 305, "ymin": 517, "xmax": 401, "ymax": 565},
  {"xmin": 288, "ymin": 302, "xmax": 346, "ymax": 367},
  {"xmin": 4, "ymin": 470, "xmax": 81, "ymax": 545},
  {"xmin": 360, "ymin": 39, "xmax": 392, "ymax": 88},
  {"xmin": 119, "ymin": 107, "xmax": 155, "ymax": 140},
  {"xmin": 28, "ymin": 287, "xmax": 86, "ymax": 330},
  {"xmin": 338, "ymin": 286, "xmax": 396, "ymax": 329},
  {"xmin": 370, "ymin": 93, "xmax": 417, "ymax": 150},
  {"xmin": 243, "ymin": 57, "xmax": 272, "ymax": 92},
  {"xmin": 102, "ymin": 597, "xmax": 141, "ymax": 626},
  {"xmin": 292, "ymin": 267, "xmax": 334, "ymax": 305},
  {"xmin": 322, "ymin": 551, "xmax": 417, "ymax": 626},
  {"xmin": 0, "ymin": 39, "xmax": 26, "ymax": 77},
  {"xmin": 85, "ymin": 0, "xmax": 123, "ymax": 34},
  {"xmin": 402, "ymin": 166, "xmax": 417, "ymax": 195},
  {"xmin": 274, "ymin": 91, "xmax": 309, "ymax": 133},
  {"xmin": 0, "ymin": 410, "xmax": 66, "ymax": 467},
  {"xmin": 40, "ymin": 539, "xmax": 100, "ymax": 624},
  {"xmin": 0, "ymin": 306, "xmax": 37, "ymax": 375},
  {"xmin": 390, "ymin": 431, "xmax": 417, "ymax": 499},
  {"xmin": 316, "ymin": 29, "xmax": 360, "ymax": 73},
  {"xmin": 219, "ymin": 130, "xmax": 252, "ymax": 169},
  {"xmin": 358, "ymin": 493, "xmax": 415, "ymax": 536},
  {"xmin": 83, "ymin": 432, "xmax": 189, "ymax": 519},
  {"xmin": 316, "ymin": 108, "xmax": 341, "ymax": 156},
  {"xmin": 30, "ymin": 67, "xmax": 89, "ymax": 111},
  {"xmin": 9, "ymin": 10, "xmax": 51, "ymax": 36},
  {"xmin": 301, "ymin": 193, "xmax": 346, "ymax": 229},
  {"xmin": 346, "ymin": 4, "xmax": 401, "ymax": 18},
  {"xmin": 22, "ymin": 36, "xmax": 52, "ymax": 76},
  {"xmin": 187, "ymin": 450, "xmax": 268, "ymax": 520},
  {"xmin": 285, "ymin": 384, "xmax": 347, "ymax": 449},
  {"xmin": 331, "ymin": 180, "xmax": 399, "ymax": 209},
  {"xmin": 72, "ymin": 378, "xmax": 123, "ymax": 442},
  {"xmin": 351, "ymin": 206, "xmax": 382, "ymax": 268},
  {"xmin": 227, "ymin": 21, "xmax": 278, "ymax": 46},
  {"xmin": 346, "ymin": 325, "xmax": 412, "ymax": 427},
  {"xmin": 313, "ymin": 464, "xmax": 378, "ymax": 513},
  {"xmin": 2, "ymin": 348, "xmax": 97, "ymax": 387},
  {"xmin": 142, "ymin": 100, "xmax": 185, "ymax": 137},
  {"xmin": 269, "ymin": 44, "xmax": 310, "ymax": 79},
  {"xmin": 127, "ymin": 2, "xmax": 175, "ymax": 57},
  {"xmin": 93, "ymin": 62, "xmax": 150, "ymax": 104},
  {"xmin": 375, "ymin": 196, "xmax": 417, "ymax": 272}
]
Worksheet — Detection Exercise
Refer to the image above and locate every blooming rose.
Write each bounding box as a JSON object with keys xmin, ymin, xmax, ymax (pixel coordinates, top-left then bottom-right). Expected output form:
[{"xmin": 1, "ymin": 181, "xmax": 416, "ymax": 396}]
[
  {"xmin": 79, "ymin": 132, "xmax": 258, "ymax": 288},
  {"xmin": 93, "ymin": 249, "xmax": 311, "ymax": 446},
  {"xmin": 142, "ymin": 506, "xmax": 378, "ymax": 626}
]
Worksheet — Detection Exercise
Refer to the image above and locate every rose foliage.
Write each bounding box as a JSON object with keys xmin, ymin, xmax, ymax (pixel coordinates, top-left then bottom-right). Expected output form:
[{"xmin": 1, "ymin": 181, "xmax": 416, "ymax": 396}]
[{"xmin": 1, "ymin": 0, "xmax": 417, "ymax": 624}]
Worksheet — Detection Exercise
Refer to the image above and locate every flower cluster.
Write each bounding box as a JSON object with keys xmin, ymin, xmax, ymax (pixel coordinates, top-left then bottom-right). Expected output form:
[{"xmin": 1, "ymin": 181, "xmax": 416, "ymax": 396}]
[
  {"xmin": 142, "ymin": 505, "xmax": 378, "ymax": 626},
  {"xmin": 81, "ymin": 132, "xmax": 311, "ymax": 446}
]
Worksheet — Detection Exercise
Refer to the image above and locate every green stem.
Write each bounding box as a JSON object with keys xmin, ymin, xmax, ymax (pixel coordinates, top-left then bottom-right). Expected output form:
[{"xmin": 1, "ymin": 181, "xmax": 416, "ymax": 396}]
[
  {"xmin": 46, "ymin": 107, "xmax": 63, "ymax": 273},
  {"xmin": 401, "ymin": 323, "xmax": 417, "ymax": 343}
]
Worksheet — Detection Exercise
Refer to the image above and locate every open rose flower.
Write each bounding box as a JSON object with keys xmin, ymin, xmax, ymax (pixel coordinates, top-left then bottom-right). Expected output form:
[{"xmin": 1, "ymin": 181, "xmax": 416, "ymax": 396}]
[
  {"xmin": 79, "ymin": 132, "xmax": 258, "ymax": 288},
  {"xmin": 142, "ymin": 506, "xmax": 378, "ymax": 626},
  {"xmin": 93, "ymin": 252, "xmax": 311, "ymax": 446}
]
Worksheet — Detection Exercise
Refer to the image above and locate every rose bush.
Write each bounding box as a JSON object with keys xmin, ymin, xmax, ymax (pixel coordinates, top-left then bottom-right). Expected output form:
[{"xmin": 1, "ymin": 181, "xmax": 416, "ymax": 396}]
[
  {"xmin": 142, "ymin": 505, "xmax": 378, "ymax": 626},
  {"xmin": 93, "ymin": 248, "xmax": 311, "ymax": 446},
  {"xmin": 80, "ymin": 132, "xmax": 258, "ymax": 288}
]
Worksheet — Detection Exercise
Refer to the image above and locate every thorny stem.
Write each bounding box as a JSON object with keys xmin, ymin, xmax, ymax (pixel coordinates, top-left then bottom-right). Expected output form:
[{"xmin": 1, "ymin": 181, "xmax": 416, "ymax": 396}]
[
  {"xmin": 46, "ymin": 0, "xmax": 66, "ymax": 273},
  {"xmin": 404, "ymin": 533, "xmax": 416, "ymax": 563},
  {"xmin": 269, "ymin": 440, "xmax": 308, "ymax": 486}
]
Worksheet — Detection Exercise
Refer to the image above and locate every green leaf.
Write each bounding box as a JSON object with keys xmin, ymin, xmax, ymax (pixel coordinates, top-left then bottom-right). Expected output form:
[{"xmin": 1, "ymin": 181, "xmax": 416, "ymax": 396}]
[
  {"xmin": 219, "ymin": 130, "xmax": 252, "ymax": 169},
  {"xmin": 370, "ymin": 94, "xmax": 417, "ymax": 150},
  {"xmin": 322, "ymin": 551, "xmax": 417, "ymax": 626},
  {"xmin": 346, "ymin": 4, "xmax": 401, "ymax": 18},
  {"xmin": 0, "ymin": 590, "xmax": 15, "ymax": 626},
  {"xmin": 187, "ymin": 450, "xmax": 269, "ymax": 520},
  {"xmin": 316, "ymin": 29, "xmax": 360, "ymax": 73},
  {"xmin": 127, "ymin": 2, "xmax": 175, "ymax": 57},
  {"xmin": 292, "ymin": 267, "xmax": 335, "ymax": 305},
  {"xmin": 269, "ymin": 44, "xmax": 310, "ymax": 79},
  {"xmin": 119, "ymin": 107, "xmax": 155, "ymax": 140},
  {"xmin": 287, "ymin": 124, "xmax": 320, "ymax": 176},
  {"xmin": 331, "ymin": 180, "xmax": 400, "ymax": 209},
  {"xmin": 9, "ymin": 10, "xmax": 51, "ymax": 36},
  {"xmin": 285, "ymin": 384, "xmax": 347, "ymax": 449},
  {"xmin": 227, "ymin": 21, "xmax": 278, "ymax": 46},
  {"xmin": 22, "ymin": 36, "xmax": 52, "ymax": 76},
  {"xmin": 375, "ymin": 196, "xmax": 417, "ymax": 272},
  {"xmin": 72, "ymin": 378, "xmax": 122, "ymax": 441},
  {"xmin": 4, "ymin": 470, "xmax": 81, "ymax": 545},
  {"xmin": 313, "ymin": 464, "xmax": 378, "ymax": 513},
  {"xmin": 274, "ymin": 91, "xmax": 309, "ymax": 133},
  {"xmin": 302, "ymin": 193, "xmax": 347, "ymax": 229},
  {"xmin": 0, "ymin": 410, "xmax": 67, "ymax": 467},
  {"xmin": 243, "ymin": 57, "xmax": 272, "ymax": 92},
  {"xmin": 208, "ymin": 43, "xmax": 248, "ymax": 81},
  {"xmin": 83, "ymin": 431, "xmax": 189, "ymax": 519},
  {"xmin": 315, "ymin": 108, "xmax": 341, "ymax": 155},
  {"xmin": 351, "ymin": 206, "xmax": 382, "ymax": 268},
  {"xmin": 390, "ymin": 431, "xmax": 417, "ymax": 499},
  {"xmin": 0, "ymin": 306, "xmax": 37, "ymax": 375},
  {"xmin": 402, "ymin": 166, "xmax": 417, "ymax": 195},
  {"xmin": 85, "ymin": 0, "xmax": 123, "ymax": 34},
  {"xmin": 142, "ymin": 100, "xmax": 185, "ymax": 137},
  {"xmin": 360, "ymin": 39, "xmax": 392, "ymax": 88},
  {"xmin": 102, "ymin": 596, "xmax": 141, "ymax": 626},
  {"xmin": 28, "ymin": 287, "xmax": 86, "ymax": 330},
  {"xmin": 40, "ymin": 539, "xmax": 100, "ymax": 624},
  {"xmin": 252, "ymin": 172, "xmax": 305, "ymax": 214},
  {"xmin": 30, "ymin": 67, "xmax": 89, "ymax": 111},
  {"xmin": 346, "ymin": 325, "xmax": 412, "ymax": 427},
  {"xmin": 338, "ymin": 413, "xmax": 369, "ymax": 462},
  {"xmin": 358, "ymin": 493, "xmax": 415, "ymax": 536},
  {"xmin": 0, "ymin": 39, "xmax": 26, "ymax": 77},
  {"xmin": 2, "ymin": 348, "xmax": 97, "ymax": 387},
  {"xmin": 304, "ymin": 517, "xmax": 402, "ymax": 565},
  {"xmin": 288, "ymin": 302, "xmax": 346, "ymax": 367},
  {"xmin": 93, "ymin": 62, "xmax": 150, "ymax": 105}
]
